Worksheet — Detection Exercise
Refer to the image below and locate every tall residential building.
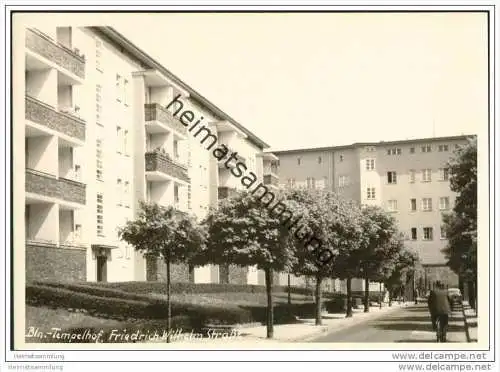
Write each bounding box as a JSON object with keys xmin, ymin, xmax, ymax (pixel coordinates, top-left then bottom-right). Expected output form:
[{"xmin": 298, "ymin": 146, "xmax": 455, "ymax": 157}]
[
  {"xmin": 22, "ymin": 25, "xmax": 275, "ymax": 284},
  {"xmin": 273, "ymin": 135, "xmax": 474, "ymax": 292}
]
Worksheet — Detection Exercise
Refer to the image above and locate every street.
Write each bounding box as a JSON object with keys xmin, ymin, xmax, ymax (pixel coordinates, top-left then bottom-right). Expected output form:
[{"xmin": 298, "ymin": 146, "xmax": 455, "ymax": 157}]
[{"xmin": 310, "ymin": 303, "xmax": 467, "ymax": 343}]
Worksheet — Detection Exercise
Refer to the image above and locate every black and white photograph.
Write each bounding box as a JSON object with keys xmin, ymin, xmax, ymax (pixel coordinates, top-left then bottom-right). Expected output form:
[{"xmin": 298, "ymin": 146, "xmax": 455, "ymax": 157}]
[{"xmin": 1, "ymin": 2, "xmax": 497, "ymax": 371}]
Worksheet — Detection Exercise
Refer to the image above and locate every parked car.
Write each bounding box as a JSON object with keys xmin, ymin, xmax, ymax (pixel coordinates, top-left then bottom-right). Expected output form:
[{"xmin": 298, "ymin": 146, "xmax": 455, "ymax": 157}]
[{"xmin": 448, "ymin": 288, "xmax": 462, "ymax": 305}]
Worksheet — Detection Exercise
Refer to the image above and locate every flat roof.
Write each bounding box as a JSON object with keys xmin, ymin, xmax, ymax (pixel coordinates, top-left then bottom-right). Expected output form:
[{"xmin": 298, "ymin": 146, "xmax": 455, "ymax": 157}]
[
  {"xmin": 270, "ymin": 134, "xmax": 476, "ymax": 155},
  {"xmin": 92, "ymin": 26, "xmax": 270, "ymax": 149}
]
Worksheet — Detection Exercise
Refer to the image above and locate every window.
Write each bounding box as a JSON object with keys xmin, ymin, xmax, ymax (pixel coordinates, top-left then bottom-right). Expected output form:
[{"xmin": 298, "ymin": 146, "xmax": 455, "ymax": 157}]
[
  {"xmin": 123, "ymin": 130, "xmax": 129, "ymax": 155},
  {"xmin": 422, "ymin": 198, "xmax": 433, "ymax": 212},
  {"xmin": 438, "ymin": 144, "xmax": 449, "ymax": 152},
  {"xmin": 422, "ymin": 169, "xmax": 432, "ymax": 182},
  {"xmin": 297, "ymin": 157, "xmax": 301, "ymax": 165},
  {"xmin": 96, "ymin": 139, "xmax": 103, "ymax": 181},
  {"xmin": 338, "ymin": 175, "xmax": 348, "ymax": 187},
  {"xmin": 96, "ymin": 84, "xmax": 102, "ymax": 124},
  {"xmin": 409, "ymin": 169, "xmax": 416, "ymax": 183},
  {"xmin": 387, "ymin": 148, "xmax": 402, "ymax": 155},
  {"xmin": 116, "ymin": 179, "xmax": 122, "ymax": 206},
  {"xmin": 366, "ymin": 146, "xmax": 376, "ymax": 152},
  {"xmin": 423, "ymin": 227, "xmax": 433, "ymax": 241},
  {"xmin": 123, "ymin": 79, "xmax": 129, "ymax": 105},
  {"xmin": 440, "ymin": 226, "xmax": 448, "ymax": 239},
  {"xmin": 388, "ymin": 200, "xmax": 398, "ymax": 212},
  {"xmin": 411, "ymin": 228, "xmax": 417, "ymax": 240},
  {"xmin": 439, "ymin": 197, "xmax": 450, "ymax": 210},
  {"xmin": 116, "ymin": 126, "xmax": 122, "ymax": 153},
  {"xmin": 116, "ymin": 74, "xmax": 122, "ymax": 101},
  {"xmin": 174, "ymin": 185, "xmax": 179, "ymax": 206},
  {"xmin": 410, "ymin": 198, "xmax": 417, "ymax": 212},
  {"xmin": 311, "ymin": 177, "xmax": 316, "ymax": 189},
  {"xmin": 97, "ymin": 193, "xmax": 104, "ymax": 236},
  {"xmin": 366, "ymin": 187, "xmax": 376, "ymax": 200},
  {"xmin": 366, "ymin": 159, "xmax": 375, "ymax": 171},
  {"xmin": 318, "ymin": 156, "xmax": 322, "ymax": 164},
  {"xmin": 124, "ymin": 181, "xmax": 130, "ymax": 207},
  {"xmin": 339, "ymin": 154, "xmax": 344, "ymax": 162},
  {"xmin": 439, "ymin": 168, "xmax": 449, "ymax": 181},
  {"xmin": 95, "ymin": 38, "xmax": 103, "ymax": 71},
  {"xmin": 174, "ymin": 140, "xmax": 179, "ymax": 160},
  {"xmin": 387, "ymin": 171, "xmax": 397, "ymax": 184},
  {"xmin": 421, "ymin": 144, "xmax": 432, "ymax": 153},
  {"xmin": 409, "ymin": 147, "xmax": 415, "ymax": 154}
]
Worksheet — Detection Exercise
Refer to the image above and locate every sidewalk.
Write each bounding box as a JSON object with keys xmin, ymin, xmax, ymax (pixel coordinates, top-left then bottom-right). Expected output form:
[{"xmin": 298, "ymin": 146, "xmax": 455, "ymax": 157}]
[
  {"xmin": 462, "ymin": 302, "xmax": 478, "ymax": 342},
  {"xmin": 147, "ymin": 301, "xmax": 412, "ymax": 345}
]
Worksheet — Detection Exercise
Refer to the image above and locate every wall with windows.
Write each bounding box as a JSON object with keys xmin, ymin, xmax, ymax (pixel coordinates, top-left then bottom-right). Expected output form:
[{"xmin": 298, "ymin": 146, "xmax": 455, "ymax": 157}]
[
  {"xmin": 79, "ymin": 27, "xmax": 143, "ymax": 283},
  {"xmin": 378, "ymin": 139, "xmax": 468, "ymax": 266}
]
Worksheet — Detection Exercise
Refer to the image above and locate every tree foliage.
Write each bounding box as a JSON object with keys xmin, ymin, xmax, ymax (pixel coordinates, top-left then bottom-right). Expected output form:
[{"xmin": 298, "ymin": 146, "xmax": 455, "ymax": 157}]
[
  {"xmin": 118, "ymin": 201, "xmax": 207, "ymax": 342},
  {"xmin": 442, "ymin": 137, "xmax": 477, "ymax": 281},
  {"xmin": 285, "ymin": 188, "xmax": 365, "ymax": 322},
  {"xmin": 118, "ymin": 201, "xmax": 207, "ymax": 261},
  {"xmin": 200, "ymin": 191, "xmax": 300, "ymax": 338}
]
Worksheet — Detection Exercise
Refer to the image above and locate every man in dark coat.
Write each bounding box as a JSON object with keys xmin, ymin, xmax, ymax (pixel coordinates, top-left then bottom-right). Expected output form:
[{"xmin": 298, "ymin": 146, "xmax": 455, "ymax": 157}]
[{"xmin": 427, "ymin": 282, "xmax": 452, "ymax": 338}]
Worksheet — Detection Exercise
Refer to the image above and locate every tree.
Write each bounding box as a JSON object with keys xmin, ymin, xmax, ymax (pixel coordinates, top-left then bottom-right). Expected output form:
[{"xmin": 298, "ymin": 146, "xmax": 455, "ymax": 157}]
[
  {"xmin": 383, "ymin": 244, "xmax": 420, "ymax": 306},
  {"xmin": 357, "ymin": 206, "xmax": 400, "ymax": 312},
  {"xmin": 118, "ymin": 201, "xmax": 207, "ymax": 342},
  {"xmin": 199, "ymin": 191, "xmax": 299, "ymax": 338},
  {"xmin": 286, "ymin": 188, "xmax": 365, "ymax": 322},
  {"xmin": 441, "ymin": 137, "xmax": 477, "ymax": 309}
]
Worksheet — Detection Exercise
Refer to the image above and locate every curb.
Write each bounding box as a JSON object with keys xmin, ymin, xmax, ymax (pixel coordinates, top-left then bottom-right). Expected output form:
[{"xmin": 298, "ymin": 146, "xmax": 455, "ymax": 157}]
[
  {"xmin": 291, "ymin": 303, "xmax": 411, "ymax": 342},
  {"xmin": 460, "ymin": 302, "xmax": 475, "ymax": 343}
]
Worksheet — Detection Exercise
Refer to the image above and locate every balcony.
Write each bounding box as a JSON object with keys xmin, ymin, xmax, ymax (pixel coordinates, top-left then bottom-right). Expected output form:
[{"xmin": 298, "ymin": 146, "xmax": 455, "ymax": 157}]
[
  {"xmin": 145, "ymin": 103, "xmax": 188, "ymax": 137},
  {"xmin": 263, "ymin": 173, "xmax": 279, "ymax": 187},
  {"xmin": 25, "ymin": 28, "xmax": 85, "ymax": 79},
  {"xmin": 25, "ymin": 96, "xmax": 86, "ymax": 142},
  {"xmin": 218, "ymin": 187, "xmax": 239, "ymax": 200},
  {"xmin": 25, "ymin": 168, "xmax": 86, "ymax": 205},
  {"xmin": 145, "ymin": 150, "xmax": 190, "ymax": 184}
]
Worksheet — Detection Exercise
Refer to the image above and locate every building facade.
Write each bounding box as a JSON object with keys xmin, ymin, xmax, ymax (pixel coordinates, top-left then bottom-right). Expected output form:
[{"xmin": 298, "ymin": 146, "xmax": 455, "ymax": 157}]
[
  {"xmin": 273, "ymin": 136, "xmax": 473, "ymax": 292},
  {"xmin": 22, "ymin": 25, "xmax": 278, "ymax": 284}
]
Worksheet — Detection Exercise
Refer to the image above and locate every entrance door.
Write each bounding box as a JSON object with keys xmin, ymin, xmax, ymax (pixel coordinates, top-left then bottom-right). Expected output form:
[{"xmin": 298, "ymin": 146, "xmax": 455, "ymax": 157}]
[{"xmin": 96, "ymin": 256, "xmax": 107, "ymax": 282}]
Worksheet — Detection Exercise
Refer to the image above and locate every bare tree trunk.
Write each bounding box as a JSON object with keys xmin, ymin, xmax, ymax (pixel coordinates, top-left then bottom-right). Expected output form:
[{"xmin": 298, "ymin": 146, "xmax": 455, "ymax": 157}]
[
  {"xmin": 363, "ymin": 276, "xmax": 370, "ymax": 312},
  {"xmin": 315, "ymin": 274, "xmax": 323, "ymax": 326},
  {"xmin": 346, "ymin": 277, "xmax": 353, "ymax": 318},
  {"xmin": 166, "ymin": 253, "xmax": 171, "ymax": 343},
  {"xmin": 265, "ymin": 268, "xmax": 274, "ymax": 339}
]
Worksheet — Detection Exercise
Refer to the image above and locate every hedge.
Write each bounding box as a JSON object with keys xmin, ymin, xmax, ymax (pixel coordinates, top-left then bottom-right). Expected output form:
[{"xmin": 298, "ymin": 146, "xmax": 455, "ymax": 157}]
[
  {"xmin": 38, "ymin": 280, "xmax": 334, "ymax": 297},
  {"xmin": 26, "ymin": 284, "xmax": 342, "ymax": 328},
  {"xmin": 26, "ymin": 284, "xmax": 254, "ymax": 326}
]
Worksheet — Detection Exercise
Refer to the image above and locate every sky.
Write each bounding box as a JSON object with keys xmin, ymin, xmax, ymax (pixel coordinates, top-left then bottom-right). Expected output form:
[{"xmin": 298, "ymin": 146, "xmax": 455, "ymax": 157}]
[{"xmin": 111, "ymin": 12, "xmax": 487, "ymax": 151}]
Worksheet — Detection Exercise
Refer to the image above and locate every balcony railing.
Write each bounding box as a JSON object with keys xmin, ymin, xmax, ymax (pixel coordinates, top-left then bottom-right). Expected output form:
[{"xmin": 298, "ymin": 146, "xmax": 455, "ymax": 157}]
[
  {"xmin": 144, "ymin": 103, "xmax": 188, "ymax": 136},
  {"xmin": 145, "ymin": 151, "xmax": 190, "ymax": 183},
  {"xmin": 218, "ymin": 187, "xmax": 239, "ymax": 200},
  {"xmin": 25, "ymin": 168, "xmax": 86, "ymax": 205},
  {"xmin": 263, "ymin": 173, "xmax": 279, "ymax": 187},
  {"xmin": 25, "ymin": 28, "xmax": 86, "ymax": 78},
  {"xmin": 25, "ymin": 96, "xmax": 86, "ymax": 141}
]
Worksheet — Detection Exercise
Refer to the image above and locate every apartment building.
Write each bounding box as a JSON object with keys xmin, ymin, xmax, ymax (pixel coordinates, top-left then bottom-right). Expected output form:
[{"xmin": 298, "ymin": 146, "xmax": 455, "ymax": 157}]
[
  {"xmin": 273, "ymin": 135, "xmax": 473, "ymax": 292},
  {"xmin": 22, "ymin": 25, "xmax": 276, "ymax": 285}
]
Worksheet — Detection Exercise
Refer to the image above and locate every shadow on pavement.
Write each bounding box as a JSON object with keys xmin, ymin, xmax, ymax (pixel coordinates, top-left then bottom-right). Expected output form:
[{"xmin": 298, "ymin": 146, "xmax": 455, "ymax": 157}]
[
  {"xmin": 395, "ymin": 339, "xmax": 462, "ymax": 343},
  {"xmin": 377, "ymin": 316, "xmax": 430, "ymax": 322},
  {"xmin": 373, "ymin": 322, "xmax": 463, "ymax": 332}
]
